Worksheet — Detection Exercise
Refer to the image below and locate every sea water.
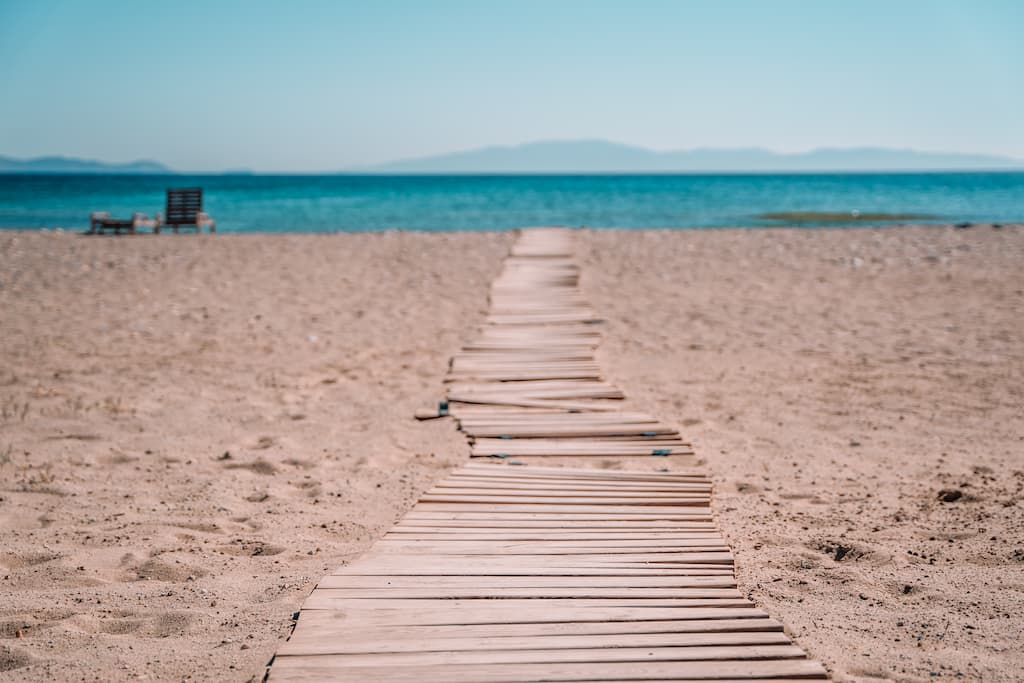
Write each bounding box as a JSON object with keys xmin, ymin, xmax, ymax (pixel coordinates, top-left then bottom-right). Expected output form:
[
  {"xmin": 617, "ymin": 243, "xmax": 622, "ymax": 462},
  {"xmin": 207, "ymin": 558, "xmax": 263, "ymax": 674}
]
[{"xmin": 0, "ymin": 172, "xmax": 1021, "ymax": 233}]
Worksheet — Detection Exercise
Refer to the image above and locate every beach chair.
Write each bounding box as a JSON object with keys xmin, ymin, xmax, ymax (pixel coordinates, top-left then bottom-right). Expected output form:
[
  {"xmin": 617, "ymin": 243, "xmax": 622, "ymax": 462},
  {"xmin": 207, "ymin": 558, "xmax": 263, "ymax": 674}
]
[
  {"xmin": 88, "ymin": 211, "xmax": 159, "ymax": 235},
  {"xmin": 156, "ymin": 188, "xmax": 216, "ymax": 233}
]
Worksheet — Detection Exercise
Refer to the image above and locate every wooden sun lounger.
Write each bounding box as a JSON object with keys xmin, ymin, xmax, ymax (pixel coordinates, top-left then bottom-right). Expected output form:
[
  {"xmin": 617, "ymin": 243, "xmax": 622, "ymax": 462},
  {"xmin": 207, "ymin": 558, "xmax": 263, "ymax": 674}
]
[
  {"xmin": 156, "ymin": 187, "xmax": 216, "ymax": 233},
  {"xmin": 87, "ymin": 211, "xmax": 158, "ymax": 235}
]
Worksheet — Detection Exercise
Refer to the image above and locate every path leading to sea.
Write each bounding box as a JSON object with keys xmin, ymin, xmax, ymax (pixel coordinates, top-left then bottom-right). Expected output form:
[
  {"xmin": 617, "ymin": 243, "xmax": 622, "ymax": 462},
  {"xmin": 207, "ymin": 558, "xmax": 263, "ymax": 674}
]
[{"xmin": 267, "ymin": 228, "xmax": 827, "ymax": 681}]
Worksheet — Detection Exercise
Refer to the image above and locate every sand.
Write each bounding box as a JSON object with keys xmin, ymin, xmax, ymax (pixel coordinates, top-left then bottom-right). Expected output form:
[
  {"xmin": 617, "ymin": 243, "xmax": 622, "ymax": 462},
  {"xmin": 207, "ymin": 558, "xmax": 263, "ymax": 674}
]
[{"xmin": 1, "ymin": 225, "xmax": 1022, "ymax": 682}]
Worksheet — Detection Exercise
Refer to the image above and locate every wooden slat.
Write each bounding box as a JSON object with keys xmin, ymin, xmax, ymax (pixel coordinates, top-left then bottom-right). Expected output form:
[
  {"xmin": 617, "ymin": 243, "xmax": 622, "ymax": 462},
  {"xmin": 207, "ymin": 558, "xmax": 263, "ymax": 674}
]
[
  {"xmin": 404, "ymin": 512, "xmax": 714, "ymax": 522},
  {"xmin": 292, "ymin": 604, "xmax": 768, "ymax": 623},
  {"xmin": 472, "ymin": 447, "xmax": 695, "ymax": 457},
  {"xmin": 300, "ymin": 595, "xmax": 752, "ymax": 610},
  {"xmin": 468, "ymin": 441, "xmax": 691, "ymax": 451},
  {"xmin": 447, "ymin": 396, "xmax": 621, "ymax": 412},
  {"xmin": 404, "ymin": 510, "xmax": 713, "ymax": 519},
  {"xmin": 424, "ymin": 486, "xmax": 708, "ymax": 497},
  {"xmin": 415, "ymin": 503, "xmax": 714, "ymax": 515},
  {"xmin": 387, "ymin": 531, "xmax": 724, "ymax": 539},
  {"xmin": 288, "ymin": 612, "xmax": 782, "ymax": 636},
  {"xmin": 461, "ymin": 424, "xmax": 677, "ymax": 437},
  {"xmin": 435, "ymin": 479, "xmax": 709, "ymax": 492},
  {"xmin": 458, "ymin": 464, "xmax": 706, "ymax": 480},
  {"xmin": 330, "ymin": 565, "xmax": 735, "ymax": 577},
  {"xmin": 316, "ymin": 575, "xmax": 737, "ymax": 589},
  {"xmin": 354, "ymin": 549, "xmax": 736, "ymax": 562},
  {"xmin": 308, "ymin": 586, "xmax": 741, "ymax": 599},
  {"xmin": 375, "ymin": 538, "xmax": 728, "ymax": 550},
  {"xmin": 270, "ymin": 658, "xmax": 827, "ymax": 682},
  {"xmin": 278, "ymin": 630, "xmax": 794, "ymax": 656},
  {"xmin": 454, "ymin": 409, "xmax": 655, "ymax": 420},
  {"xmin": 393, "ymin": 519, "xmax": 717, "ymax": 528}
]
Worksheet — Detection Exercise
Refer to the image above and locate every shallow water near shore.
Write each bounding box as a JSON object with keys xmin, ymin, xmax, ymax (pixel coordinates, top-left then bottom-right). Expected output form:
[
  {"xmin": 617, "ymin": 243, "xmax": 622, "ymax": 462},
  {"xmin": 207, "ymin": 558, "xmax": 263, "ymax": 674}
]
[{"xmin": 1, "ymin": 171, "xmax": 1022, "ymax": 232}]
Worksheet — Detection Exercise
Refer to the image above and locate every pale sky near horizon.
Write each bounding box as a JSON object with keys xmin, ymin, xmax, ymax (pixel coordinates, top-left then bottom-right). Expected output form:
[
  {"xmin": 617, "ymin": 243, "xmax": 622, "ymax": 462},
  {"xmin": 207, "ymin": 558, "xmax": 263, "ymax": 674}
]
[{"xmin": 1, "ymin": 0, "xmax": 1021, "ymax": 172}]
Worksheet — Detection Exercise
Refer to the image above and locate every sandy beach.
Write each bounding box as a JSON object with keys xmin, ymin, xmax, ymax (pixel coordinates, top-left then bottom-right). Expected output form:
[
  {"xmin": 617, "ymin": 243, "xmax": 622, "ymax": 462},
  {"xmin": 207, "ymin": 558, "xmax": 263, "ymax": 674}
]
[{"xmin": 1, "ymin": 225, "xmax": 1022, "ymax": 682}]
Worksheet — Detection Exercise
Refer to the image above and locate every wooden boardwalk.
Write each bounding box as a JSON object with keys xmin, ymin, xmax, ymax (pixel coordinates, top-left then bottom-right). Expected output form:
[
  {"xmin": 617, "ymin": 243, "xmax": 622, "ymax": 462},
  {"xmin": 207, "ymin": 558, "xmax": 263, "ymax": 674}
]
[
  {"xmin": 425, "ymin": 228, "xmax": 694, "ymax": 460},
  {"xmin": 268, "ymin": 229, "xmax": 827, "ymax": 681}
]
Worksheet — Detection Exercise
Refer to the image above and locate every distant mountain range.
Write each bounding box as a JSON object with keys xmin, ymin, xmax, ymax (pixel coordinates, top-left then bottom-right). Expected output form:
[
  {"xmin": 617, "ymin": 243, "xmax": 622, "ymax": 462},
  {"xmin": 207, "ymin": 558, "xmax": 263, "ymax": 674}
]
[
  {"xmin": 367, "ymin": 140, "xmax": 1024, "ymax": 173},
  {"xmin": 3, "ymin": 143, "xmax": 1023, "ymax": 174},
  {"xmin": 0, "ymin": 155, "xmax": 171, "ymax": 174}
]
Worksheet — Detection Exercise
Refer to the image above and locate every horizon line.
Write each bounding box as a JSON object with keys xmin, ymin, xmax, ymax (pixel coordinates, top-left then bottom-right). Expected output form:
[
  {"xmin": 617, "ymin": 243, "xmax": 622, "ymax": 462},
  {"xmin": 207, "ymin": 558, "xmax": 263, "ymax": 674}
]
[{"xmin": 4, "ymin": 168, "xmax": 1024, "ymax": 177}]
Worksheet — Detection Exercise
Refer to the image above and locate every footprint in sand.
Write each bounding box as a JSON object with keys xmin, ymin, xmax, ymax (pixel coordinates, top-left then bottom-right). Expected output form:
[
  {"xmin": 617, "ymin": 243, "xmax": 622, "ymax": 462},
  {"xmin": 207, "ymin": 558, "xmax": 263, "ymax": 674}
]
[
  {"xmin": 0, "ymin": 551, "xmax": 61, "ymax": 570},
  {"xmin": 44, "ymin": 433, "xmax": 101, "ymax": 442},
  {"xmin": 0, "ymin": 644, "xmax": 35, "ymax": 673},
  {"xmin": 223, "ymin": 458, "xmax": 277, "ymax": 475},
  {"xmin": 166, "ymin": 521, "xmax": 223, "ymax": 534},
  {"xmin": 98, "ymin": 451, "xmax": 138, "ymax": 465},
  {"xmin": 253, "ymin": 436, "xmax": 276, "ymax": 450},
  {"xmin": 290, "ymin": 480, "xmax": 322, "ymax": 497},
  {"xmin": 0, "ymin": 610, "xmax": 75, "ymax": 639},
  {"xmin": 282, "ymin": 457, "xmax": 315, "ymax": 469},
  {"xmin": 215, "ymin": 539, "xmax": 286, "ymax": 557},
  {"xmin": 778, "ymin": 492, "xmax": 820, "ymax": 501},
  {"xmin": 127, "ymin": 558, "xmax": 208, "ymax": 583},
  {"xmin": 811, "ymin": 539, "xmax": 869, "ymax": 563},
  {"xmin": 0, "ymin": 512, "xmax": 45, "ymax": 531},
  {"xmin": 64, "ymin": 610, "xmax": 195, "ymax": 638},
  {"xmin": 228, "ymin": 515, "xmax": 264, "ymax": 530}
]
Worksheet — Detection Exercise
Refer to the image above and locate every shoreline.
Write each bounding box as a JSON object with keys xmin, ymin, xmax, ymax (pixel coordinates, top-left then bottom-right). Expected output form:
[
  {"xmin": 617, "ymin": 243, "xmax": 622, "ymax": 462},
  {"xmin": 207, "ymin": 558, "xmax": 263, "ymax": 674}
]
[
  {"xmin": 3, "ymin": 171, "xmax": 1023, "ymax": 233},
  {"xmin": 1, "ymin": 225, "xmax": 1022, "ymax": 680},
  {"xmin": 6, "ymin": 221, "xmax": 1024, "ymax": 234}
]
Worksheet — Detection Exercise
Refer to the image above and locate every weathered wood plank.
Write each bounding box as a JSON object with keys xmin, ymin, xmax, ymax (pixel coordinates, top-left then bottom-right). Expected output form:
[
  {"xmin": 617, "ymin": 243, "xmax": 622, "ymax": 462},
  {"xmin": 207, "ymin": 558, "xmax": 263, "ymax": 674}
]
[
  {"xmin": 386, "ymin": 532, "xmax": 725, "ymax": 540},
  {"xmin": 269, "ymin": 657, "xmax": 828, "ymax": 682},
  {"xmin": 301, "ymin": 595, "xmax": 754, "ymax": 611},
  {"xmin": 315, "ymin": 575, "xmax": 737, "ymax": 589},
  {"xmin": 291, "ymin": 604, "xmax": 769, "ymax": 623},
  {"xmin": 307, "ymin": 586, "xmax": 742, "ymax": 599},
  {"xmin": 278, "ymin": 630, "xmax": 793, "ymax": 656},
  {"xmin": 404, "ymin": 520, "xmax": 716, "ymax": 530},
  {"xmin": 415, "ymin": 503, "xmax": 714, "ymax": 516},
  {"xmin": 461, "ymin": 462, "xmax": 705, "ymax": 477},
  {"xmin": 287, "ymin": 612, "xmax": 782, "ymax": 638},
  {"xmin": 373, "ymin": 539, "xmax": 729, "ymax": 551}
]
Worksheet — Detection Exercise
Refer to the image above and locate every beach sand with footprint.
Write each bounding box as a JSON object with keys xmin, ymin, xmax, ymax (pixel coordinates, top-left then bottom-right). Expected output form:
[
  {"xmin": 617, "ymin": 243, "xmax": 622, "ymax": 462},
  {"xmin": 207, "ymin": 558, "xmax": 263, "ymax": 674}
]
[{"xmin": 1, "ymin": 226, "xmax": 1022, "ymax": 681}]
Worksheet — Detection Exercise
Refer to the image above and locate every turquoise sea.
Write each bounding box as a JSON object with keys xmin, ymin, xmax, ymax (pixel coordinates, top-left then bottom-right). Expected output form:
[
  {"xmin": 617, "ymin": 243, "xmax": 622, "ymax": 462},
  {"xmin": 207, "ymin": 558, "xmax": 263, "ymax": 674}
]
[{"xmin": 0, "ymin": 172, "xmax": 1022, "ymax": 233}]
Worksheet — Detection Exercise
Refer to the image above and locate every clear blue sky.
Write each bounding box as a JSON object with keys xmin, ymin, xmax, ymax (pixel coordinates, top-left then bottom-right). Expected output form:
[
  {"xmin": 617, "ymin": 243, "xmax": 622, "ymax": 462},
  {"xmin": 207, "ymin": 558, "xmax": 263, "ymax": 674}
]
[{"xmin": 1, "ymin": 0, "xmax": 1021, "ymax": 172}]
